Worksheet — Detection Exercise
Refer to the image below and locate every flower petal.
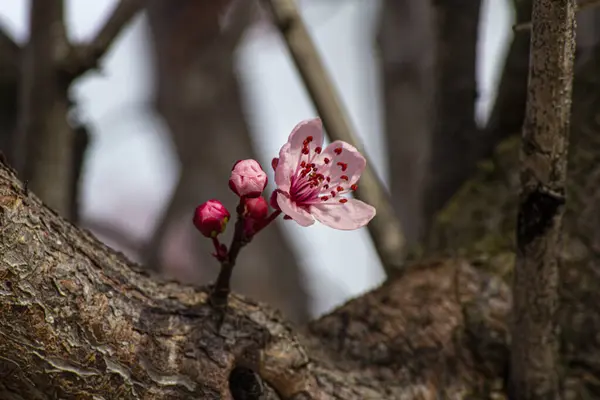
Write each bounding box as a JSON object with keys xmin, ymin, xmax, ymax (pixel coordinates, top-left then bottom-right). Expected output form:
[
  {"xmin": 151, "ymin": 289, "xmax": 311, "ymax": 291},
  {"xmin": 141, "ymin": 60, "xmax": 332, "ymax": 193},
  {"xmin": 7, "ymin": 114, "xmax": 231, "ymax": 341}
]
[
  {"xmin": 318, "ymin": 141, "xmax": 366, "ymax": 188},
  {"xmin": 287, "ymin": 118, "xmax": 325, "ymax": 159},
  {"xmin": 274, "ymin": 143, "xmax": 296, "ymax": 192},
  {"xmin": 310, "ymin": 199, "xmax": 375, "ymax": 230},
  {"xmin": 277, "ymin": 191, "xmax": 315, "ymax": 227}
]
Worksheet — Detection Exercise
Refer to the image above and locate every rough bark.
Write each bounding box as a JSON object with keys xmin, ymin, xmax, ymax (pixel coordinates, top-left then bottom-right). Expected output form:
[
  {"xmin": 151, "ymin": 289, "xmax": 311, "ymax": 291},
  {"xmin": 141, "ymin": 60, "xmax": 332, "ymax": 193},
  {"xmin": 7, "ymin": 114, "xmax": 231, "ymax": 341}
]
[
  {"xmin": 145, "ymin": 0, "xmax": 310, "ymax": 322},
  {"xmin": 509, "ymin": 0, "xmax": 576, "ymax": 398},
  {"xmin": 0, "ymin": 157, "xmax": 512, "ymax": 399}
]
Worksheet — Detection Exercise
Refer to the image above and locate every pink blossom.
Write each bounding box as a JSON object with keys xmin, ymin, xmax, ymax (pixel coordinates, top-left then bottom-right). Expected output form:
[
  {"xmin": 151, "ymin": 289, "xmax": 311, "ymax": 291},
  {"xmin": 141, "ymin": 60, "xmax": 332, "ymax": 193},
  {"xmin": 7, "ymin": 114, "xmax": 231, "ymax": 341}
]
[
  {"xmin": 272, "ymin": 118, "xmax": 376, "ymax": 230},
  {"xmin": 229, "ymin": 159, "xmax": 268, "ymax": 198},
  {"xmin": 193, "ymin": 200, "xmax": 230, "ymax": 238}
]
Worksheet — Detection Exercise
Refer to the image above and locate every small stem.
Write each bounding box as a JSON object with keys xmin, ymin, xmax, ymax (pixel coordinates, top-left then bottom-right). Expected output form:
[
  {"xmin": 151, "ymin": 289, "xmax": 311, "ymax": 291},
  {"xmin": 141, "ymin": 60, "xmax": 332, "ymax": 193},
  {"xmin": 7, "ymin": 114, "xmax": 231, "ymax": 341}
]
[
  {"xmin": 253, "ymin": 210, "xmax": 282, "ymax": 235},
  {"xmin": 209, "ymin": 203, "xmax": 247, "ymax": 308}
]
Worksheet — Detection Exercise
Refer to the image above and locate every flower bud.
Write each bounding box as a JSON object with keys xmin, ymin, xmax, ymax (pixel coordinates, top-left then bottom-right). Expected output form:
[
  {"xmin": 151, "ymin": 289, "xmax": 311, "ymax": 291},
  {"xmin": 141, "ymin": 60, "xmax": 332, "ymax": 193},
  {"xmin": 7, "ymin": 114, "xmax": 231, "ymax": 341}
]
[
  {"xmin": 193, "ymin": 200, "xmax": 230, "ymax": 238},
  {"xmin": 244, "ymin": 196, "xmax": 269, "ymax": 220},
  {"xmin": 229, "ymin": 159, "xmax": 268, "ymax": 198}
]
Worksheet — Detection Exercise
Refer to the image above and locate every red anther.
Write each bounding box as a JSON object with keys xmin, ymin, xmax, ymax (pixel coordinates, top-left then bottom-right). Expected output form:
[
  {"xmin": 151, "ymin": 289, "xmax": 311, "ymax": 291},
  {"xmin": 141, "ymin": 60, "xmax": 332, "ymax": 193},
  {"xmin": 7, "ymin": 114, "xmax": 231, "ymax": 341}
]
[
  {"xmin": 336, "ymin": 186, "xmax": 343, "ymax": 192},
  {"xmin": 324, "ymin": 158, "xmax": 330, "ymax": 164},
  {"xmin": 321, "ymin": 196, "xmax": 329, "ymax": 201},
  {"xmin": 301, "ymin": 161, "xmax": 306, "ymax": 168},
  {"xmin": 339, "ymin": 198, "xmax": 348, "ymax": 204},
  {"xmin": 340, "ymin": 175, "xmax": 349, "ymax": 181},
  {"xmin": 351, "ymin": 184, "xmax": 358, "ymax": 191},
  {"xmin": 326, "ymin": 177, "xmax": 331, "ymax": 182},
  {"xmin": 323, "ymin": 184, "xmax": 329, "ymax": 190},
  {"xmin": 315, "ymin": 147, "xmax": 322, "ymax": 154},
  {"xmin": 330, "ymin": 191, "xmax": 336, "ymax": 197},
  {"xmin": 306, "ymin": 136, "xmax": 313, "ymax": 142},
  {"xmin": 337, "ymin": 162, "xmax": 348, "ymax": 172},
  {"xmin": 302, "ymin": 146, "xmax": 309, "ymax": 155},
  {"xmin": 334, "ymin": 147, "xmax": 342, "ymax": 155}
]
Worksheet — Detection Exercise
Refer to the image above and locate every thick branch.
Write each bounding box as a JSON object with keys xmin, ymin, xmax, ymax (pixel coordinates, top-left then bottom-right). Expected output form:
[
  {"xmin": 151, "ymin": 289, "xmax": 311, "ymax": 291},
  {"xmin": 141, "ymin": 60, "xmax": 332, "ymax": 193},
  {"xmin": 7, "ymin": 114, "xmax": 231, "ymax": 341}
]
[
  {"xmin": 509, "ymin": 0, "xmax": 576, "ymax": 398},
  {"xmin": 0, "ymin": 158, "xmax": 515, "ymax": 398},
  {"xmin": 261, "ymin": 0, "xmax": 406, "ymax": 276}
]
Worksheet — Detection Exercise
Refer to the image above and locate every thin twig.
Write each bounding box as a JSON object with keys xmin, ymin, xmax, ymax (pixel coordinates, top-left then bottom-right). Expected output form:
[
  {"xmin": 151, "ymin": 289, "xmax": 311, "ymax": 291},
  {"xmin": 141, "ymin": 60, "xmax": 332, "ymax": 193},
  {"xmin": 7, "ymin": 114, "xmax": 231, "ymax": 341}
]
[
  {"xmin": 261, "ymin": 0, "xmax": 406, "ymax": 277},
  {"xmin": 509, "ymin": 0, "xmax": 576, "ymax": 398},
  {"xmin": 514, "ymin": 0, "xmax": 598, "ymax": 32},
  {"xmin": 61, "ymin": 0, "xmax": 144, "ymax": 79}
]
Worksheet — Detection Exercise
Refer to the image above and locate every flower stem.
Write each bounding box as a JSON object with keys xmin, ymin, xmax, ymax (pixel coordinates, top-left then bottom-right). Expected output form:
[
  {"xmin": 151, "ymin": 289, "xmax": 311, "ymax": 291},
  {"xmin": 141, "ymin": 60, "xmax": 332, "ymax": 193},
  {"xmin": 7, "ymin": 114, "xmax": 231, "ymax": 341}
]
[
  {"xmin": 209, "ymin": 207, "xmax": 281, "ymax": 308},
  {"xmin": 209, "ymin": 204, "xmax": 247, "ymax": 308}
]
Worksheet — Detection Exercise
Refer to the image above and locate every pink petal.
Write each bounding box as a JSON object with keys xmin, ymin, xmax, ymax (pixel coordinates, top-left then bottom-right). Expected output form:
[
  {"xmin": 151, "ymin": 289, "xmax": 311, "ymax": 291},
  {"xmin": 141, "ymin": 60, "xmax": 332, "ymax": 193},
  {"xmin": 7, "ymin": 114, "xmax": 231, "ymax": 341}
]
[
  {"xmin": 318, "ymin": 141, "xmax": 366, "ymax": 188},
  {"xmin": 274, "ymin": 143, "xmax": 296, "ymax": 193},
  {"xmin": 287, "ymin": 118, "xmax": 325, "ymax": 159},
  {"xmin": 276, "ymin": 191, "xmax": 315, "ymax": 227},
  {"xmin": 310, "ymin": 199, "xmax": 375, "ymax": 230}
]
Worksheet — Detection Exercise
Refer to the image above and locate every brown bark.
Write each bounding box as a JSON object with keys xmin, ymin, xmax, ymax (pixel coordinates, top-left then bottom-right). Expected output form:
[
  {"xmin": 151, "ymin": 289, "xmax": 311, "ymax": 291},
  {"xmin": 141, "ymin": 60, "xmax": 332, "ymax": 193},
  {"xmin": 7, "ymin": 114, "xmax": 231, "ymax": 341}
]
[
  {"xmin": 510, "ymin": 0, "xmax": 576, "ymax": 398},
  {"xmin": 0, "ymin": 158, "xmax": 512, "ymax": 399},
  {"xmin": 145, "ymin": 0, "xmax": 310, "ymax": 322}
]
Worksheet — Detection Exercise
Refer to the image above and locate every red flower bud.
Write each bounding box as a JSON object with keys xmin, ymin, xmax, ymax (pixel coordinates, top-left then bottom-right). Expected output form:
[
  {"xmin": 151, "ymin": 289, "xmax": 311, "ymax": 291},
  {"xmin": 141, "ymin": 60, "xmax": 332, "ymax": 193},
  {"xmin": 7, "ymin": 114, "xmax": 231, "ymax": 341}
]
[
  {"xmin": 244, "ymin": 196, "xmax": 269, "ymax": 220},
  {"xmin": 229, "ymin": 159, "xmax": 268, "ymax": 198},
  {"xmin": 193, "ymin": 200, "xmax": 230, "ymax": 238}
]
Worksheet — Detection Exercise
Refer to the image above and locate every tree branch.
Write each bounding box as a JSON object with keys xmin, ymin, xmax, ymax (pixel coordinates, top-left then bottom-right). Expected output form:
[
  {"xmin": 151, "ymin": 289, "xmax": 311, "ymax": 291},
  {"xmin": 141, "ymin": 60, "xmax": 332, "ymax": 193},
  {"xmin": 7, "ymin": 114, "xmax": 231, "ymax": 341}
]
[
  {"xmin": 14, "ymin": 0, "xmax": 74, "ymax": 218},
  {"xmin": 509, "ymin": 0, "xmax": 576, "ymax": 398},
  {"xmin": 514, "ymin": 0, "xmax": 600, "ymax": 32},
  {"xmin": 261, "ymin": 0, "xmax": 407, "ymax": 276},
  {"xmin": 61, "ymin": 0, "xmax": 144, "ymax": 79},
  {"xmin": 0, "ymin": 156, "xmax": 516, "ymax": 398}
]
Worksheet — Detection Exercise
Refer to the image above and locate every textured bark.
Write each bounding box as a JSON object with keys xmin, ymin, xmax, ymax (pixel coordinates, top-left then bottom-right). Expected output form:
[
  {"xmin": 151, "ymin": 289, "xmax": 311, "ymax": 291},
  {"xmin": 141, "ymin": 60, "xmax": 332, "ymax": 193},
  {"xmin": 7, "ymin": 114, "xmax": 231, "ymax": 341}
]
[
  {"xmin": 0, "ymin": 156, "xmax": 513, "ymax": 398},
  {"xmin": 145, "ymin": 0, "xmax": 310, "ymax": 322},
  {"xmin": 510, "ymin": 0, "xmax": 576, "ymax": 398}
]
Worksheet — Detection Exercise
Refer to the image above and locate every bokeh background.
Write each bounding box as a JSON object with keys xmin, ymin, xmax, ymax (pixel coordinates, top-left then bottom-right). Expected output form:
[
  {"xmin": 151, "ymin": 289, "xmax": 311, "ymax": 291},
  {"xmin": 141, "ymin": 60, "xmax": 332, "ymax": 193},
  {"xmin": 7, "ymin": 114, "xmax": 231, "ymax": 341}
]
[{"xmin": 0, "ymin": 0, "xmax": 512, "ymax": 319}]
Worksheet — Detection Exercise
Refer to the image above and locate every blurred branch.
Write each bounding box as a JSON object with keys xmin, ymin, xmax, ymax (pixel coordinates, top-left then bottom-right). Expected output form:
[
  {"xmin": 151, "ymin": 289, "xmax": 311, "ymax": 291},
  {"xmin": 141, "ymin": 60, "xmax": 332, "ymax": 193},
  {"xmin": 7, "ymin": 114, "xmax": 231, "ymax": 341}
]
[
  {"xmin": 61, "ymin": 0, "xmax": 144, "ymax": 79},
  {"xmin": 15, "ymin": 0, "xmax": 75, "ymax": 218},
  {"xmin": 424, "ymin": 0, "xmax": 481, "ymax": 226},
  {"xmin": 514, "ymin": 0, "xmax": 599, "ymax": 31},
  {"xmin": 261, "ymin": 0, "xmax": 406, "ymax": 276},
  {"xmin": 0, "ymin": 24, "xmax": 19, "ymax": 63},
  {"xmin": 509, "ymin": 0, "xmax": 576, "ymax": 397}
]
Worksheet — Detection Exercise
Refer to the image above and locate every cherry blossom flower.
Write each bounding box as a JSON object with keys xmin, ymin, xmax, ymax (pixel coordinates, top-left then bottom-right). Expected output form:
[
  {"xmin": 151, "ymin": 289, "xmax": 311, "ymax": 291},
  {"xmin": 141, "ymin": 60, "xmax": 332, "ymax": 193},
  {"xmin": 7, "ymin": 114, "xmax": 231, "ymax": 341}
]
[{"xmin": 272, "ymin": 118, "xmax": 376, "ymax": 230}]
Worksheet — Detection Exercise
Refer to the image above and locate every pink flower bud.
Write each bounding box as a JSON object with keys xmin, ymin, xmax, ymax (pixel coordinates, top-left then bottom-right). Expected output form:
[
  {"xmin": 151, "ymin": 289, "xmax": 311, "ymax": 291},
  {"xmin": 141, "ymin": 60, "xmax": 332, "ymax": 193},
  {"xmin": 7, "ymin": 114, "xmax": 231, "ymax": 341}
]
[
  {"xmin": 229, "ymin": 159, "xmax": 268, "ymax": 198},
  {"xmin": 193, "ymin": 200, "xmax": 230, "ymax": 238},
  {"xmin": 244, "ymin": 196, "xmax": 269, "ymax": 220}
]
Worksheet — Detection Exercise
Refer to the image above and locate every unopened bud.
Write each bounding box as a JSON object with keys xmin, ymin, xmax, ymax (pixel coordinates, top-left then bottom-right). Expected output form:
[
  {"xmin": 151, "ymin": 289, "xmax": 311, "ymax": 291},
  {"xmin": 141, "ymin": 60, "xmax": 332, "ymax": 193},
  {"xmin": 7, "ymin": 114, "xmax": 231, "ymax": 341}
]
[{"xmin": 193, "ymin": 200, "xmax": 230, "ymax": 238}]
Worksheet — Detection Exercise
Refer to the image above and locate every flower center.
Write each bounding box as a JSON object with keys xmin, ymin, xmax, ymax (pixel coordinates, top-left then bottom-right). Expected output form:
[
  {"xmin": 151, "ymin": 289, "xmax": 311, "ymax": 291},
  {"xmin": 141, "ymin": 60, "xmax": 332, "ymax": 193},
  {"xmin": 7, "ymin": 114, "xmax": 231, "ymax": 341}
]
[{"xmin": 289, "ymin": 137, "xmax": 358, "ymax": 205}]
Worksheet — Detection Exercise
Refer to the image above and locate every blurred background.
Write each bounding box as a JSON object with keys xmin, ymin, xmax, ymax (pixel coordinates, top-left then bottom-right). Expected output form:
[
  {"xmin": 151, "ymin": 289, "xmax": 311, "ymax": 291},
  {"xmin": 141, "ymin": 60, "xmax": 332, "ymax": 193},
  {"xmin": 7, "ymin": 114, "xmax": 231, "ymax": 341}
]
[{"xmin": 0, "ymin": 0, "xmax": 513, "ymax": 321}]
